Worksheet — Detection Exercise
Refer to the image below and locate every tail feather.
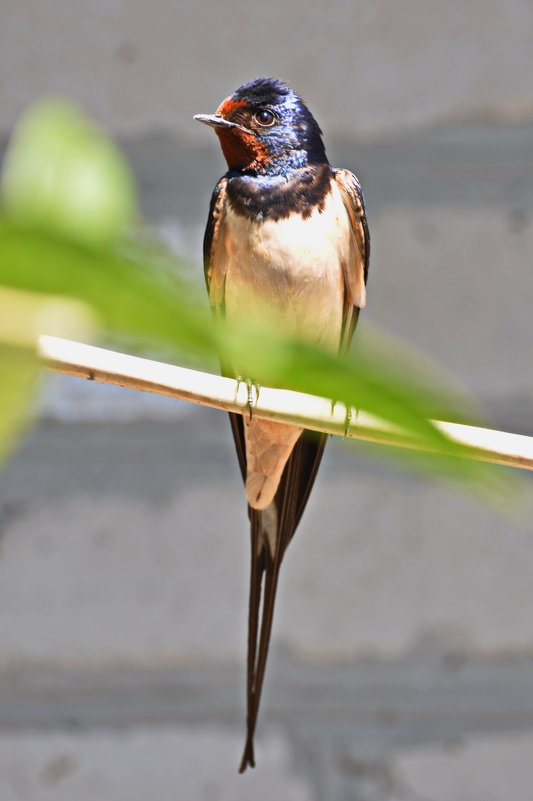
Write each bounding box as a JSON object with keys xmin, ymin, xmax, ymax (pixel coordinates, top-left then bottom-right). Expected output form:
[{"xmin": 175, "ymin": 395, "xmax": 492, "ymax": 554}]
[
  {"xmin": 239, "ymin": 525, "xmax": 264, "ymax": 772},
  {"xmin": 230, "ymin": 412, "xmax": 327, "ymax": 772},
  {"xmin": 239, "ymin": 517, "xmax": 282, "ymax": 773}
]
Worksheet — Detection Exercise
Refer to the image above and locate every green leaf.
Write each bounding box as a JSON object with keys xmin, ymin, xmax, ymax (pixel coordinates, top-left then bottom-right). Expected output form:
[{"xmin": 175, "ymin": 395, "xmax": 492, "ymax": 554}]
[
  {"xmin": 0, "ymin": 98, "xmax": 513, "ymax": 499},
  {"xmin": 0, "ymin": 221, "xmax": 215, "ymax": 355},
  {"xmin": 0, "ymin": 285, "xmax": 96, "ymax": 462},
  {"xmin": 0, "ymin": 344, "xmax": 37, "ymax": 462},
  {"xmin": 1, "ymin": 100, "xmax": 136, "ymax": 247}
]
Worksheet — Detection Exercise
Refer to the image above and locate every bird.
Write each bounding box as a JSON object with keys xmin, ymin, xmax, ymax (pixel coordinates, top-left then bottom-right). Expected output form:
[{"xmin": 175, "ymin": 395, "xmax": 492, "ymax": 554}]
[{"xmin": 195, "ymin": 77, "xmax": 369, "ymax": 772}]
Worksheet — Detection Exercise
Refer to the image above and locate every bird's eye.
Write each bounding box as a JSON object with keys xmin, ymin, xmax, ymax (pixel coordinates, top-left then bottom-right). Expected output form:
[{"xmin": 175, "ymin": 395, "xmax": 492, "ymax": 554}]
[{"xmin": 254, "ymin": 109, "xmax": 276, "ymax": 127}]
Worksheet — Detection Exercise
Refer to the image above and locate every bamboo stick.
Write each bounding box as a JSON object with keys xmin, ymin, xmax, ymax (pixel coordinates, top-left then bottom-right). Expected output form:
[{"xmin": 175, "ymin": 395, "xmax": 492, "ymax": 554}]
[{"xmin": 37, "ymin": 335, "xmax": 533, "ymax": 472}]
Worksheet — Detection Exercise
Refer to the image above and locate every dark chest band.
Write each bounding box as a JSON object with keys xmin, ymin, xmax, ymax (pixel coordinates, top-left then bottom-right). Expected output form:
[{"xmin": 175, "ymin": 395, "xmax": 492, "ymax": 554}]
[{"xmin": 226, "ymin": 164, "xmax": 332, "ymax": 222}]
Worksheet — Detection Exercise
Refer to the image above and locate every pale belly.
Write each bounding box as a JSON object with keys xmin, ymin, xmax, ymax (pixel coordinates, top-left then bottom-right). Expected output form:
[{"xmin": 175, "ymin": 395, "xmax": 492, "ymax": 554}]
[
  {"xmin": 222, "ymin": 192, "xmax": 348, "ymax": 350},
  {"xmin": 219, "ymin": 188, "xmax": 350, "ymax": 512}
]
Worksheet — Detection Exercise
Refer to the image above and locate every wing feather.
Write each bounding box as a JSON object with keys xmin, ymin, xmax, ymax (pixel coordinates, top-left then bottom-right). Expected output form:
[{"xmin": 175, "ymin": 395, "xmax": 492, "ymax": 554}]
[
  {"xmin": 203, "ymin": 176, "xmax": 229, "ymax": 313},
  {"xmin": 334, "ymin": 168, "xmax": 370, "ymax": 351}
]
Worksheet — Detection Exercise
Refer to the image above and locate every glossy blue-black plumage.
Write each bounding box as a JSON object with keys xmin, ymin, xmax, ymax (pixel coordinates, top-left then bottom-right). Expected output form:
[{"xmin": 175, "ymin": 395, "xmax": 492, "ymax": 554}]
[{"xmin": 229, "ymin": 77, "xmax": 329, "ymax": 174}]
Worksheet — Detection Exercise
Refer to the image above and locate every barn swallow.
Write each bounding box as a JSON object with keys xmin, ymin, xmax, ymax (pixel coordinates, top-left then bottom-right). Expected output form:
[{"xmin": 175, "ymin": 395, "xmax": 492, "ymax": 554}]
[{"xmin": 195, "ymin": 77, "xmax": 369, "ymax": 772}]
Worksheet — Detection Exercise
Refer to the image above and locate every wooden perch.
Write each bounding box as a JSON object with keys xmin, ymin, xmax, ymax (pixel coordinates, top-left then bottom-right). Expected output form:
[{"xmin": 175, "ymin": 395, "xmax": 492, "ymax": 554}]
[{"xmin": 37, "ymin": 335, "xmax": 533, "ymax": 472}]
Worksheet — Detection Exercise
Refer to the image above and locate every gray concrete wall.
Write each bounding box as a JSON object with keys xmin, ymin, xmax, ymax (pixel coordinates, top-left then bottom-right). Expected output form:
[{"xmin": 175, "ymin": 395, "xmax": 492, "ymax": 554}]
[
  {"xmin": 4, "ymin": 0, "xmax": 533, "ymax": 138},
  {"xmin": 2, "ymin": 2, "xmax": 533, "ymax": 799}
]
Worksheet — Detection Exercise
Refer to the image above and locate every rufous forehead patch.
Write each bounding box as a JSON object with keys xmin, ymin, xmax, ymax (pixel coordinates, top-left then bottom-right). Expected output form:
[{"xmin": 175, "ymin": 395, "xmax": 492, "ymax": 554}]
[
  {"xmin": 216, "ymin": 96, "xmax": 247, "ymax": 118},
  {"xmin": 213, "ymin": 95, "xmax": 272, "ymax": 171}
]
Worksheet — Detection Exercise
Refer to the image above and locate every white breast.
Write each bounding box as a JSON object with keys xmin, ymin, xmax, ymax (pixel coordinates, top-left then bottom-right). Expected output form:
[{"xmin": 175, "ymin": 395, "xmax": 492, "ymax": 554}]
[
  {"xmin": 212, "ymin": 180, "xmax": 351, "ymax": 512},
  {"xmin": 220, "ymin": 181, "xmax": 350, "ymax": 350}
]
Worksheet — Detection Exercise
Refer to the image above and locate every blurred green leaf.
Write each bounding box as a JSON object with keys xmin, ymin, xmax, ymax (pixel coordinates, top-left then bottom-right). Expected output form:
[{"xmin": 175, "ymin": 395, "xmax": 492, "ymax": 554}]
[
  {"xmin": 0, "ymin": 220, "xmax": 467, "ymax": 439},
  {"xmin": 0, "ymin": 97, "xmax": 513, "ymax": 499},
  {"xmin": 0, "ymin": 219, "xmax": 506, "ymax": 497},
  {"xmin": 1, "ymin": 100, "xmax": 136, "ymax": 246},
  {"xmin": 0, "ymin": 220, "xmax": 215, "ymax": 354},
  {"xmin": 0, "ymin": 284, "xmax": 96, "ymax": 347},
  {"xmin": 0, "ymin": 344, "xmax": 37, "ymax": 461},
  {"xmin": 0, "ymin": 285, "xmax": 96, "ymax": 460}
]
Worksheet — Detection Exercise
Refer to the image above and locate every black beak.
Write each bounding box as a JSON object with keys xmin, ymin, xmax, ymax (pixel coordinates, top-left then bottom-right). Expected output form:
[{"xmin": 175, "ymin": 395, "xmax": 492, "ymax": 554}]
[{"xmin": 194, "ymin": 113, "xmax": 239, "ymax": 130}]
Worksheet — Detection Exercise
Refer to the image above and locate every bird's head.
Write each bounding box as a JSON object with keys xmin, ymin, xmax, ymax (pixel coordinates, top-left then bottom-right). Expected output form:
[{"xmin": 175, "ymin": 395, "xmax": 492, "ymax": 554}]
[{"xmin": 194, "ymin": 77, "xmax": 328, "ymax": 176}]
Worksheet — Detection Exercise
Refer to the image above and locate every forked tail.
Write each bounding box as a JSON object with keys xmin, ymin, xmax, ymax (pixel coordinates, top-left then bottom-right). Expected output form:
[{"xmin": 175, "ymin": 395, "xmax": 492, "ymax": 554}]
[
  {"xmin": 239, "ymin": 512, "xmax": 283, "ymax": 772},
  {"xmin": 228, "ymin": 412, "xmax": 327, "ymax": 773}
]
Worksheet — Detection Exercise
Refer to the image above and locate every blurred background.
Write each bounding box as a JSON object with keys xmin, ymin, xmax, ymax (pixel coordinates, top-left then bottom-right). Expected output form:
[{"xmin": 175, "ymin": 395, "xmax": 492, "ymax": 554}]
[{"xmin": 2, "ymin": 1, "xmax": 533, "ymax": 799}]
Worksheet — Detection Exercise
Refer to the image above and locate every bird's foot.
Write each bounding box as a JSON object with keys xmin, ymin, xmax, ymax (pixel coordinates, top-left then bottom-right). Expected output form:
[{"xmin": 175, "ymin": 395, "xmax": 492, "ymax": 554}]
[
  {"xmin": 343, "ymin": 405, "xmax": 359, "ymax": 437},
  {"xmin": 236, "ymin": 376, "xmax": 261, "ymax": 420},
  {"xmin": 330, "ymin": 399, "xmax": 356, "ymax": 437},
  {"xmin": 343, "ymin": 406, "xmax": 352, "ymax": 437}
]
